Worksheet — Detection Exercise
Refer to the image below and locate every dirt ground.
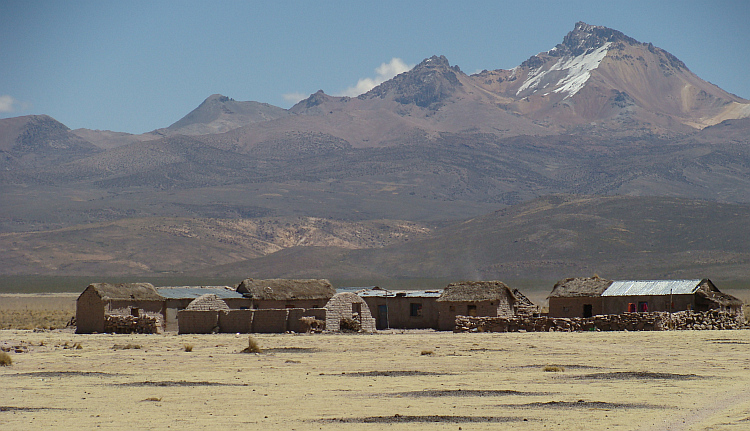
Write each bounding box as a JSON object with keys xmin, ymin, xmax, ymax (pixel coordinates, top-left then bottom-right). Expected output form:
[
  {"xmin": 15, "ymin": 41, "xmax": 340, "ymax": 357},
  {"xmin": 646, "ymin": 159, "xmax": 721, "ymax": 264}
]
[{"xmin": 1, "ymin": 327, "xmax": 749, "ymax": 430}]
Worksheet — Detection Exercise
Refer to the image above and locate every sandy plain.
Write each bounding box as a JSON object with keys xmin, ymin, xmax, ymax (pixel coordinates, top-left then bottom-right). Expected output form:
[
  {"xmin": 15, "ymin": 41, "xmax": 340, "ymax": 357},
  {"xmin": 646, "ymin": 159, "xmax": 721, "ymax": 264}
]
[{"xmin": 1, "ymin": 327, "xmax": 750, "ymax": 431}]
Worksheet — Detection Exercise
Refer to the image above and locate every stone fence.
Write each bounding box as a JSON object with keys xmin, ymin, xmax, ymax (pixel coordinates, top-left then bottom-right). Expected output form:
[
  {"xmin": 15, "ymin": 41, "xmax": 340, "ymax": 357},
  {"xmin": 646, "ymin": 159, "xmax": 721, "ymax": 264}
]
[
  {"xmin": 104, "ymin": 314, "xmax": 159, "ymax": 334},
  {"xmin": 455, "ymin": 310, "xmax": 746, "ymax": 333}
]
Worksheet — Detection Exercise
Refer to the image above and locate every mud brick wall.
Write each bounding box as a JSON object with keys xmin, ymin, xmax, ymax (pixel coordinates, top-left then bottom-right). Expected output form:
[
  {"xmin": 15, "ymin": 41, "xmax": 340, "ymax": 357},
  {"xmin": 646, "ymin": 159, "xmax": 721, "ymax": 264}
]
[
  {"xmin": 251, "ymin": 309, "xmax": 289, "ymax": 333},
  {"xmin": 219, "ymin": 310, "xmax": 254, "ymax": 333},
  {"xmin": 455, "ymin": 310, "xmax": 746, "ymax": 333},
  {"xmin": 287, "ymin": 308, "xmax": 327, "ymax": 333},
  {"xmin": 103, "ymin": 314, "xmax": 159, "ymax": 334},
  {"xmin": 177, "ymin": 310, "xmax": 219, "ymax": 334}
]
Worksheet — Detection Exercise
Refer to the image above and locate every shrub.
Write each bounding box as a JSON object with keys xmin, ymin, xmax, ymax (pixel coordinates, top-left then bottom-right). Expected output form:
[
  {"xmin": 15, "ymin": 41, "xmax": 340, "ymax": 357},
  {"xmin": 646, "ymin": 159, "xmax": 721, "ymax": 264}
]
[
  {"xmin": 0, "ymin": 351, "xmax": 12, "ymax": 366},
  {"xmin": 339, "ymin": 317, "xmax": 361, "ymax": 332},
  {"xmin": 112, "ymin": 343, "xmax": 141, "ymax": 350},
  {"xmin": 420, "ymin": 350, "xmax": 435, "ymax": 356},
  {"xmin": 183, "ymin": 344, "xmax": 193, "ymax": 352},
  {"xmin": 240, "ymin": 336, "xmax": 262, "ymax": 354},
  {"xmin": 543, "ymin": 365, "xmax": 565, "ymax": 372}
]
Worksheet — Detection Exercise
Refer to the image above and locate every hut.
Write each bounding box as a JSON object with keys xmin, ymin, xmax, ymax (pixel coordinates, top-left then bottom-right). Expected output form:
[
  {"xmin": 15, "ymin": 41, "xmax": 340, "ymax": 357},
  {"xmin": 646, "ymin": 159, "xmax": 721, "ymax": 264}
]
[
  {"xmin": 177, "ymin": 294, "xmax": 230, "ymax": 334},
  {"xmin": 354, "ymin": 288, "xmax": 442, "ymax": 330},
  {"xmin": 547, "ymin": 276, "xmax": 613, "ymax": 318},
  {"xmin": 235, "ymin": 278, "xmax": 335, "ymax": 309},
  {"xmin": 435, "ymin": 281, "xmax": 536, "ymax": 331},
  {"xmin": 157, "ymin": 286, "xmax": 247, "ymax": 332},
  {"xmin": 76, "ymin": 283, "xmax": 164, "ymax": 334},
  {"xmin": 324, "ymin": 292, "xmax": 376, "ymax": 332},
  {"xmin": 601, "ymin": 279, "xmax": 744, "ymax": 316}
]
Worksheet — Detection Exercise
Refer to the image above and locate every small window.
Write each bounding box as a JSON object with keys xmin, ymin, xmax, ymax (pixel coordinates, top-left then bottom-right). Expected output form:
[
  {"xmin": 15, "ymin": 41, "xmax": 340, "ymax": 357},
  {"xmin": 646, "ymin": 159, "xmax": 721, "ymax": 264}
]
[
  {"xmin": 352, "ymin": 303, "xmax": 362, "ymax": 316},
  {"xmin": 638, "ymin": 302, "xmax": 649, "ymax": 312},
  {"xmin": 467, "ymin": 305, "xmax": 477, "ymax": 317},
  {"xmin": 410, "ymin": 303, "xmax": 423, "ymax": 317},
  {"xmin": 285, "ymin": 304, "xmax": 295, "ymax": 308},
  {"xmin": 131, "ymin": 307, "xmax": 140, "ymax": 317},
  {"xmin": 449, "ymin": 305, "xmax": 456, "ymax": 312}
]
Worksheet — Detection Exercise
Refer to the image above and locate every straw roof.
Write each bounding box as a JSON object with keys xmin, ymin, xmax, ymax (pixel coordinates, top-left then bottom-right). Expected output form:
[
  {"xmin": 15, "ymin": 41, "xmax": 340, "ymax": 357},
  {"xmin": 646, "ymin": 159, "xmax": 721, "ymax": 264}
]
[
  {"xmin": 185, "ymin": 294, "xmax": 230, "ymax": 311},
  {"xmin": 512, "ymin": 288, "xmax": 535, "ymax": 307},
  {"xmin": 437, "ymin": 281, "xmax": 515, "ymax": 302},
  {"xmin": 85, "ymin": 282, "xmax": 163, "ymax": 301},
  {"xmin": 548, "ymin": 276, "xmax": 613, "ymax": 298},
  {"xmin": 696, "ymin": 290, "xmax": 744, "ymax": 307},
  {"xmin": 236, "ymin": 278, "xmax": 335, "ymax": 301}
]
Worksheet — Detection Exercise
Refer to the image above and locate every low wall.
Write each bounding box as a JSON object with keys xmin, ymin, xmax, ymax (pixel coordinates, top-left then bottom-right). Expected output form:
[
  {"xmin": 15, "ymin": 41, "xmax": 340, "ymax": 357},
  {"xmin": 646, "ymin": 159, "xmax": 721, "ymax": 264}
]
[
  {"xmin": 455, "ymin": 310, "xmax": 747, "ymax": 333},
  {"xmin": 178, "ymin": 308, "xmax": 329, "ymax": 334},
  {"xmin": 104, "ymin": 314, "xmax": 159, "ymax": 334},
  {"xmin": 177, "ymin": 310, "xmax": 219, "ymax": 334}
]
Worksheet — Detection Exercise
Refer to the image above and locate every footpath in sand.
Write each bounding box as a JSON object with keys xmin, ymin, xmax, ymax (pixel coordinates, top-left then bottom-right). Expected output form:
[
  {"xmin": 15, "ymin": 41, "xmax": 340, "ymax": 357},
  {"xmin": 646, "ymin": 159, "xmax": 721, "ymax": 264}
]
[{"xmin": 2, "ymin": 329, "xmax": 750, "ymax": 430}]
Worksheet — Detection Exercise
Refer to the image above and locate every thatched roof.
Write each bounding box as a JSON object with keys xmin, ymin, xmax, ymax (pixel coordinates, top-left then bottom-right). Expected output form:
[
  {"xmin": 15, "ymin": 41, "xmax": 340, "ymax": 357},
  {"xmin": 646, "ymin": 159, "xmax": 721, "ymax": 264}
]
[
  {"xmin": 185, "ymin": 294, "xmax": 230, "ymax": 311},
  {"xmin": 512, "ymin": 288, "xmax": 535, "ymax": 307},
  {"xmin": 548, "ymin": 276, "xmax": 613, "ymax": 298},
  {"xmin": 437, "ymin": 281, "xmax": 515, "ymax": 302},
  {"xmin": 84, "ymin": 282, "xmax": 163, "ymax": 301},
  {"xmin": 236, "ymin": 278, "xmax": 335, "ymax": 301},
  {"xmin": 696, "ymin": 290, "xmax": 744, "ymax": 307}
]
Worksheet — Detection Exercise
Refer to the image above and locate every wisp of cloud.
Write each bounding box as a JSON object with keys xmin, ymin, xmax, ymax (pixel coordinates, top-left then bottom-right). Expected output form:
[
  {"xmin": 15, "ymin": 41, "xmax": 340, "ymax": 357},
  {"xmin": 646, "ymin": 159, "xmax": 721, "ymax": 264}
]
[{"xmin": 337, "ymin": 58, "xmax": 414, "ymax": 97}]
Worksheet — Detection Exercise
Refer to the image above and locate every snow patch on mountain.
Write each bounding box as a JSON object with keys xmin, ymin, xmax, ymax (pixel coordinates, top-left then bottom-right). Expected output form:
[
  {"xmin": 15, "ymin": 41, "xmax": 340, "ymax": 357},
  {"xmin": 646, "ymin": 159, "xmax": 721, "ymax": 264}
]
[{"xmin": 517, "ymin": 42, "xmax": 611, "ymax": 99}]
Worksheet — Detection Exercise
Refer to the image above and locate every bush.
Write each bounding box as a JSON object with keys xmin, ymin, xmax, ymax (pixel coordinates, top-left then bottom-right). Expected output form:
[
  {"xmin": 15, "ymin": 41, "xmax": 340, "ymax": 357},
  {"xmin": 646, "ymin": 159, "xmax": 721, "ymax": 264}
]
[
  {"xmin": 543, "ymin": 365, "xmax": 565, "ymax": 372},
  {"xmin": 339, "ymin": 317, "xmax": 361, "ymax": 332},
  {"xmin": 112, "ymin": 343, "xmax": 141, "ymax": 350},
  {"xmin": 183, "ymin": 344, "xmax": 193, "ymax": 352},
  {"xmin": 420, "ymin": 350, "xmax": 435, "ymax": 356},
  {"xmin": 240, "ymin": 336, "xmax": 262, "ymax": 354},
  {"xmin": 0, "ymin": 351, "xmax": 12, "ymax": 366}
]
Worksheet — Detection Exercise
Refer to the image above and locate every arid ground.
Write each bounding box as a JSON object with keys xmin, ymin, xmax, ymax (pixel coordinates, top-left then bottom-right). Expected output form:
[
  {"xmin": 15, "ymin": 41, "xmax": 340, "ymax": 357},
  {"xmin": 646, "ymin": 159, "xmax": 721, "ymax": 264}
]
[{"xmin": 2, "ymin": 324, "xmax": 750, "ymax": 430}]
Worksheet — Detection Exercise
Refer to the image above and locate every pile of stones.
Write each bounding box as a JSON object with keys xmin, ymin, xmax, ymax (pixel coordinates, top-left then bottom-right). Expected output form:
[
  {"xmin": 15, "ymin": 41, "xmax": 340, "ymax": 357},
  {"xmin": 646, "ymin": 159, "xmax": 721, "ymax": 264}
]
[
  {"xmin": 455, "ymin": 310, "xmax": 746, "ymax": 333},
  {"xmin": 104, "ymin": 314, "xmax": 158, "ymax": 334}
]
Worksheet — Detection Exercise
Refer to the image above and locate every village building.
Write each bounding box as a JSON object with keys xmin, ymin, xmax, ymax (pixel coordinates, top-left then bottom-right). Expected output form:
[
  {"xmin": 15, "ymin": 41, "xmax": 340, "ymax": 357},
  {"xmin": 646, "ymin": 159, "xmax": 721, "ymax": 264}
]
[
  {"xmin": 76, "ymin": 282, "xmax": 164, "ymax": 334},
  {"xmin": 157, "ymin": 286, "xmax": 246, "ymax": 332},
  {"xmin": 351, "ymin": 287, "xmax": 442, "ymax": 330},
  {"xmin": 435, "ymin": 281, "xmax": 538, "ymax": 331},
  {"xmin": 176, "ymin": 293, "xmax": 231, "ymax": 334},
  {"xmin": 235, "ymin": 278, "xmax": 335, "ymax": 309},
  {"xmin": 547, "ymin": 276, "xmax": 613, "ymax": 318},
  {"xmin": 601, "ymin": 279, "xmax": 744, "ymax": 316},
  {"xmin": 324, "ymin": 292, "xmax": 376, "ymax": 332}
]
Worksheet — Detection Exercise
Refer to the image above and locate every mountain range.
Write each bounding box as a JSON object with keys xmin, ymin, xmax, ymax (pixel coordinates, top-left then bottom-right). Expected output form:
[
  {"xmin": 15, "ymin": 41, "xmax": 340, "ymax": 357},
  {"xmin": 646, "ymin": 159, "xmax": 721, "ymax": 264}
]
[{"xmin": 2, "ymin": 22, "xmax": 750, "ymax": 287}]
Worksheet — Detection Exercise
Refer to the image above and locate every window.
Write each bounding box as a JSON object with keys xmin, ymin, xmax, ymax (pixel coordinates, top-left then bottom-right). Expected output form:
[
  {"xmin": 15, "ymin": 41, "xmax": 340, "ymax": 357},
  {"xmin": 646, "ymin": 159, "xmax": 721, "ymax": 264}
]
[
  {"xmin": 583, "ymin": 304, "xmax": 593, "ymax": 318},
  {"xmin": 352, "ymin": 303, "xmax": 362, "ymax": 316},
  {"xmin": 467, "ymin": 305, "xmax": 477, "ymax": 317},
  {"xmin": 130, "ymin": 307, "xmax": 140, "ymax": 317},
  {"xmin": 410, "ymin": 303, "xmax": 423, "ymax": 317},
  {"xmin": 638, "ymin": 302, "xmax": 649, "ymax": 312}
]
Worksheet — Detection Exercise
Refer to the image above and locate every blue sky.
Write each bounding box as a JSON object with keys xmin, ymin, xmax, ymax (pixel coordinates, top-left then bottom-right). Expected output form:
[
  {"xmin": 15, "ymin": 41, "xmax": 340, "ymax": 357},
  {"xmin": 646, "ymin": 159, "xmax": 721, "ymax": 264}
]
[{"xmin": 1, "ymin": 0, "xmax": 748, "ymax": 134}]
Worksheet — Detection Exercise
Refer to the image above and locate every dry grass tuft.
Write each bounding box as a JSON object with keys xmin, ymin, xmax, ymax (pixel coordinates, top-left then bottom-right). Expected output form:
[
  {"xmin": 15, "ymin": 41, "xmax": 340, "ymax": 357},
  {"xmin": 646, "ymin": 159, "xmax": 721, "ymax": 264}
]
[
  {"xmin": 420, "ymin": 350, "xmax": 435, "ymax": 356},
  {"xmin": 0, "ymin": 351, "xmax": 12, "ymax": 366},
  {"xmin": 543, "ymin": 365, "xmax": 565, "ymax": 372},
  {"xmin": 240, "ymin": 336, "xmax": 262, "ymax": 354},
  {"xmin": 142, "ymin": 397, "xmax": 162, "ymax": 402},
  {"xmin": 183, "ymin": 344, "xmax": 193, "ymax": 352},
  {"xmin": 112, "ymin": 343, "xmax": 141, "ymax": 350}
]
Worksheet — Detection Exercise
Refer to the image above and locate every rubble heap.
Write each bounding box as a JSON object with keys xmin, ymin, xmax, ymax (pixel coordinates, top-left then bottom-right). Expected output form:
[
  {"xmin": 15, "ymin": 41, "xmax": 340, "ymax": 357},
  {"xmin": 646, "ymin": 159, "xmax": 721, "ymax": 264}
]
[{"xmin": 455, "ymin": 310, "xmax": 746, "ymax": 333}]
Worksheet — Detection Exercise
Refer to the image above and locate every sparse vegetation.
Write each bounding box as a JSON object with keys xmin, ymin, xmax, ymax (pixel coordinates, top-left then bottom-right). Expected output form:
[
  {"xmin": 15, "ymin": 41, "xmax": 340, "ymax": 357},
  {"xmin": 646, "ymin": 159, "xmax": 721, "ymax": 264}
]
[
  {"xmin": 0, "ymin": 351, "xmax": 12, "ymax": 366},
  {"xmin": 543, "ymin": 365, "xmax": 565, "ymax": 372},
  {"xmin": 183, "ymin": 344, "xmax": 193, "ymax": 352},
  {"xmin": 0, "ymin": 309, "xmax": 74, "ymax": 330},
  {"xmin": 112, "ymin": 343, "xmax": 141, "ymax": 350},
  {"xmin": 240, "ymin": 336, "xmax": 262, "ymax": 354},
  {"xmin": 420, "ymin": 350, "xmax": 435, "ymax": 356},
  {"xmin": 142, "ymin": 397, "xmax": 162, "ymax": 402}
]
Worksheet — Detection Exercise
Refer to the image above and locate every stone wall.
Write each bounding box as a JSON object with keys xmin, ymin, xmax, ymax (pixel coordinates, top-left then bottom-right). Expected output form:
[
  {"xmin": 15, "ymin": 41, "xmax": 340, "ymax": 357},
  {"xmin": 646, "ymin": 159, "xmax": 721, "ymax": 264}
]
[
  {"xmin": 104, "ymin": 314, "xmax": 159, "ymax": 334},
  {"xmin": 177, "ymin": 308, "xmax": 329, "ymax": 334},
  {"xmin": 454, "ymin": 310, "xmax": 747, "ymax": 333}
]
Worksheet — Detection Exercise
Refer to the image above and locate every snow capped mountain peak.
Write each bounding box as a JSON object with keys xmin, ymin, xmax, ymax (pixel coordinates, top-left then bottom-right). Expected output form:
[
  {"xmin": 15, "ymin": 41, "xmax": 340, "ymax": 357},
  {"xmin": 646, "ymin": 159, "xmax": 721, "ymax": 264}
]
[{"xmin": 516, "ymin": 42, "xmax": 611, "ymax": 99}]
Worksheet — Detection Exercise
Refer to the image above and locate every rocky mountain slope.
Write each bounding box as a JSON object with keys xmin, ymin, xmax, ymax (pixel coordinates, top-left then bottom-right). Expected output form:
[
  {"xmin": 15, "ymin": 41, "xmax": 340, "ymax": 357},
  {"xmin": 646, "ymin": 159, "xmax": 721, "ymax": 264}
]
[{"xmin": 2, "ymin": 22, "xmax": 750, "ymax": 280}]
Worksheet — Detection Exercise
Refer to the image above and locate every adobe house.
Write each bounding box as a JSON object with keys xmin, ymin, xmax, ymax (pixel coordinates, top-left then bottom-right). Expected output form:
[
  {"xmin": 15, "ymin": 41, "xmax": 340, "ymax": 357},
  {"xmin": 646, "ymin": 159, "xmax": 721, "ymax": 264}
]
[
  {"xmin": 157, "ymin": 286, "xmax": 247, "ymax": 332},
  {"xmin": 235, "ymin": 278, "xmax": 335, "ymax": 309},
  {"xmin": 324, "ymin": 292, "xmax": 376, "ymax": 332},
  {"xmin": 547, "ymin": 276, "xmax": 613, "ymax": 318},
  {"xmin": 601, "ymin": 279, "xmax": 744, "ymax": 316},
  {"xmin": 76, "ymin": 283, "xmax": 164, "ymax": 334},
  {"xmin": 354, "ymin": 288, "xmax": 442, "ymax": 330},
  {"xmin": 435, "ymin": 281, "xmax": 537, "ymax": 331}
]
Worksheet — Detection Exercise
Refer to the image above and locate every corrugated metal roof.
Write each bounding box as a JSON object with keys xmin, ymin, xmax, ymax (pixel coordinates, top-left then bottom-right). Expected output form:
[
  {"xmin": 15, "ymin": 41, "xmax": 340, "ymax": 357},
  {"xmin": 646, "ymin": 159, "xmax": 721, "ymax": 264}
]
[
  {"xmin": 602, "ymin": 280, "xmax": 702, "ymax": 297},
  {"xmin": 355, "ymin": 289, "xmax": 443, "ymax": 298},
  {"xmin": 156, "ymin": 286, "xmax": 243, "ymax": 300}
]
